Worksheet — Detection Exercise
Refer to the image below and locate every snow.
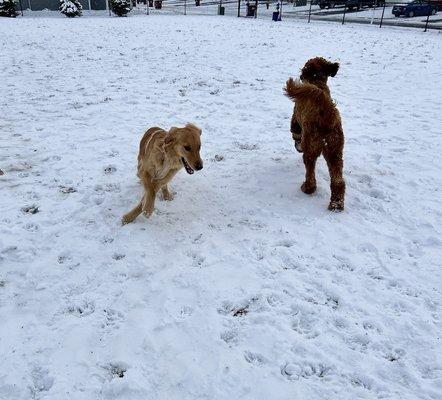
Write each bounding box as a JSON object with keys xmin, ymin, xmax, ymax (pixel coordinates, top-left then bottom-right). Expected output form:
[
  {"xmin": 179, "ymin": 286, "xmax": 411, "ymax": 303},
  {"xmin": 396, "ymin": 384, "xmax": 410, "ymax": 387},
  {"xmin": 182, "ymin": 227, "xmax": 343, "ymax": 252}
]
[{"xmin": 1, "ymin": 13, "xmax": 442, "ymax": 400}]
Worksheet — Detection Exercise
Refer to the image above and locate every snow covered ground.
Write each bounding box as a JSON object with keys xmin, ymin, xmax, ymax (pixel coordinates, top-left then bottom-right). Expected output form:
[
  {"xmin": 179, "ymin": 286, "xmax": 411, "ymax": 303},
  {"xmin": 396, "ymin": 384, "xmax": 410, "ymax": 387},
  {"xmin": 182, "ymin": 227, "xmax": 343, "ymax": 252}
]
[{"xmin": 1, "ymin": 13, "xmax": 441, "ymax": 400}]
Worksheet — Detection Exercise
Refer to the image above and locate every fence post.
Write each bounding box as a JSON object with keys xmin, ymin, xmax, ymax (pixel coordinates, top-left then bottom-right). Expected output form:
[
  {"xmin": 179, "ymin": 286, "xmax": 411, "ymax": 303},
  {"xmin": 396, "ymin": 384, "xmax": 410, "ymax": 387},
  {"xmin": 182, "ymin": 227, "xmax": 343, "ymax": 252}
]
[
  {"xmin": 342, "ymin": 4, "xmax": 346, "ymax": 24},
  {"xmin": 308, "ymin": 0, "xmax": 312, "ymax": 23},
  {"xmin": 108, "ymin": 0, "xmax": 111, "ymax": 16},
  {"xmin": 237, "ymin": 0, "xmax": 240, "ymax": 16},
  {"xmin": 184, "ymin": 0, "xmax": 187, "ymax": 14},
  {"xmin": 424, "ymin": 8, "xmax": 431, "ymax": 31},
  {"xmin": 19, "ymin": 0, "xmax": 23, "ymax": 16},
  {"xmin": 379, "ymin": 1, "xmax": 386, "ymax": 27},
  {"xmin": 255, "ymin": 0, "xmax": 258, "ymax": 18}
]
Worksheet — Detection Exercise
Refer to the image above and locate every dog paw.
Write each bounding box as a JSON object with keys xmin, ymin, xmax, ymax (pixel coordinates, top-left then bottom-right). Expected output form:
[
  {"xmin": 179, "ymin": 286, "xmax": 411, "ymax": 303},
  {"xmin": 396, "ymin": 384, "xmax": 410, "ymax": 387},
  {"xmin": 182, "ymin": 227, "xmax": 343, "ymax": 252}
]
[
  {"xmin": 121, "ymin": 214, "xmax": 135, "ymax": 225},
  {"xmin": 162, "ymin": 192, "xmax": 174, "ymax": 201},
  {"xmin": 143, "ymin": 210, "xmax": 153, "ymax": 219},
  {"xmin": 301, "ymin": 182, "xmax": 316, "ymax": 194},
  {"xmin": 328, "ymin": 201, "xmax": 344, "ymax": 212}
]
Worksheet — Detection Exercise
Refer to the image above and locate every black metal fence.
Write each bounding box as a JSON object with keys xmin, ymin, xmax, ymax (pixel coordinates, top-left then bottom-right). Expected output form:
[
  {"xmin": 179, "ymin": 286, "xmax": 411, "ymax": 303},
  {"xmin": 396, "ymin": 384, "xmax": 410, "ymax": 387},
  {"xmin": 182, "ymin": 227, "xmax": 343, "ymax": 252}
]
[{"xmin": 13, "ymin": 0, "xmax": 441, "ymax": 31}]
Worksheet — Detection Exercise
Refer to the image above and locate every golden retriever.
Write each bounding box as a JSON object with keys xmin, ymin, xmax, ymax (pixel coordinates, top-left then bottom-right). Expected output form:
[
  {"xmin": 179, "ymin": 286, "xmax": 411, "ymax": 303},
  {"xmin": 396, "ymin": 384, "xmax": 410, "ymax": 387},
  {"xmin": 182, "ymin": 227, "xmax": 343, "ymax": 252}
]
[{"xmin": 122, "ymin": 123, "xmax": 203, "ymax": 224}]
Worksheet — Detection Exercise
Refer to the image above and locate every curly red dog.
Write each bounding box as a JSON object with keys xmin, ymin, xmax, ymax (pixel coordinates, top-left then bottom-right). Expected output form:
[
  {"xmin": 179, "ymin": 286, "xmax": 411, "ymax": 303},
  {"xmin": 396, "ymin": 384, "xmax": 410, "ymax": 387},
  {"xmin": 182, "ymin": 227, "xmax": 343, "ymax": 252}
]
[{"xmin": 284, "ymin": 57, "xmax": 345, "ymax": 211}]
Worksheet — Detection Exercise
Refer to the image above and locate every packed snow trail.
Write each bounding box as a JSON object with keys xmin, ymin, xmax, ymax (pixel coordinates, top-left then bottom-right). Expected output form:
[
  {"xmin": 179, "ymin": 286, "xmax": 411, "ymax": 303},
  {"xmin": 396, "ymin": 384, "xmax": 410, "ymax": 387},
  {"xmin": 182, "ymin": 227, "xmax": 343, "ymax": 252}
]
[{"xmin": 0, "ymin": 14, "xmax": 441, "ymax": 400}]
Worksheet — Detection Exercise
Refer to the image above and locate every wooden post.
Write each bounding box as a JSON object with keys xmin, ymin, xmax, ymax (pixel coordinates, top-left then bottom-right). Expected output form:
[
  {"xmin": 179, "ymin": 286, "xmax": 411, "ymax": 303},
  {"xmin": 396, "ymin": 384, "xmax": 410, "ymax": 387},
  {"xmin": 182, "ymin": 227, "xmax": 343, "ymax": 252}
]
[
  {"xmin": 237, "ymin": 0, "xmax": 240, "ymax": 17},
  {"xmin": 19, "ymin": 0, "xmax": 23, "ymax": 16},
  {"xmin": 308, "ymin": 0, "xmax": 312, "ymax": 23},
  {"xmin": 108, "ymin": 0, "xmax": 111, "ymax": 16},
  {"xmin": 184, "ymin": 0, "xmax": 187, "ymax": 14},
  {"xmin": 342, "ymin": 3, "xmax": 346, "ymax": 24},
  {"xmin": 255, "ymin": 0, "xmax": 258, "ymax": 18}
]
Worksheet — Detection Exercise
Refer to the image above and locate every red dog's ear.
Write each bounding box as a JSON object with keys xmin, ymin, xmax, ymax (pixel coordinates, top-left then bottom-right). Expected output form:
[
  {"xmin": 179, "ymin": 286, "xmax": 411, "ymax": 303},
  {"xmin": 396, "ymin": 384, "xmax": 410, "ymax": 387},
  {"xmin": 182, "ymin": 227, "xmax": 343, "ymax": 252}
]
[{"xmin": 327, "ymin": 62, "xmax": 340, "ymax": 77}]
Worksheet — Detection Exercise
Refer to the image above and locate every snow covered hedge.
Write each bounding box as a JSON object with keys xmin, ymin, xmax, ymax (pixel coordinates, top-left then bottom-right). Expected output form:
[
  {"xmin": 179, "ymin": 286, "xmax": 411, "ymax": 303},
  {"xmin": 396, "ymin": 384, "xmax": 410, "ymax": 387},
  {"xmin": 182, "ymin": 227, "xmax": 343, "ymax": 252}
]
[
  {"xmin": 0, "ymin": 0, "xmax": 18, "ymax": 17},
  {"xmin": 110, "ymin": 0, "xmax": 131, "ymax": 16},
  {"xmin": 59, "ymin": 0, "xmax": 82, "ymax": 17}
]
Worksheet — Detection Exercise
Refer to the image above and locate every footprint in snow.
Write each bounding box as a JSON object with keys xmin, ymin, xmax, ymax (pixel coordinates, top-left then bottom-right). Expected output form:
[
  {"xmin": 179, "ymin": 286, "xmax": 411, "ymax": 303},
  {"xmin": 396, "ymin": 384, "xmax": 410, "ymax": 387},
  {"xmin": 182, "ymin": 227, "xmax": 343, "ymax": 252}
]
[
  {"xmin": 67, "ymin": 301, "xmax": 95, "ymax": 318},
  {"xmin": 29, "ymin": 366, "xmax": 54, "ymax": 396},
  {"xmin": 235, "ymin": 142, "xmax": 259, "ymax": 151},
  {"xmin": 103, "ymin": 362, "xmax": 128, "ymax": 379},
  {"xmin": 21, "ymin": 205, "xmax": 39, "ymax": 214},
  {"xmin": 220, "ymin": 329, "xmax": 238, "ymax": 344},
  {"xmin": 187, "ymin": 251, "xmax": 205, "ymax": 268},
  {"xmin": 244, "ymin": 351, "xmax": 266, "ymax": 366},
  {"xmin": 101, "ymin": 236, "xmax": 114, "ymax": 244},
  {"xmin": 104, "ymin": 165, "xmax": 116, "ymax": 175},
  {"xmin": 281, "ymin": 363, "xmax": 331, "ymax": 381},
  {"xmin": 112, "ymin": 253, "xmax": 126, "ymax": 261},
  {"xmin": 59, "ymin": 185, "xmax": 77, "ymax": 194},
  {"xmin": 24, "ymin": 223, "xmax": 39, "ymax": 232}
]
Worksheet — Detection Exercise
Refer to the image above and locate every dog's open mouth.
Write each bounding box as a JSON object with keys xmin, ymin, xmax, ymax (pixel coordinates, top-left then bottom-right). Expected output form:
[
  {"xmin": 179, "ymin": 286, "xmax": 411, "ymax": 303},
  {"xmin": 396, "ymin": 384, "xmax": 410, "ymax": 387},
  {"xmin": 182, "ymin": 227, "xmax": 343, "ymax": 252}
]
[{"xmin": 181, "ymin": 157, "xmax": 194, "ymax": 175}]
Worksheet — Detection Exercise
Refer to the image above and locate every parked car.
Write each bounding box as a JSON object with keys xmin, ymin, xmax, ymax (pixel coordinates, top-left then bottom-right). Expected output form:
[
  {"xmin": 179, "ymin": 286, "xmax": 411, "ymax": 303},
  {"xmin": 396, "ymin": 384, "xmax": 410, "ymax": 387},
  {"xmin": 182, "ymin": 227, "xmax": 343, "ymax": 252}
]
[
  {"xmin": 392, "ymin": 0, "xmax": 437, "ymax": 16},
  {"xmin": 429, "ymin": 0, "xmax": 442, "ymax": 10},
  {"xmin": 318, "ymin": 0, "xmax": 347, "ymax": 8},
  {"xmin": 346, "ymin": 0, "xmax": 384, "ymax": 10}
]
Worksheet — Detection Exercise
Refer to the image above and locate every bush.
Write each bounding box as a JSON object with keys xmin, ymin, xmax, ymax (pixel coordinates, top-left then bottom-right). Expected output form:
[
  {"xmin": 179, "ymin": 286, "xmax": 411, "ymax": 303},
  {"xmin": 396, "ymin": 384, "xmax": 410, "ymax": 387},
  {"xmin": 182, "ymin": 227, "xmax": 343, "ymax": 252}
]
[
  {"xmin": 59, "ymin": 0, "xmax": 82, "ymax": 17},
  {"xmin": 0, "ymin": 0, "xmax": 18, "ymax": 17},
  {"xmin": 110, "ymin": 0, "xmax": 131, "ymax": 16}
]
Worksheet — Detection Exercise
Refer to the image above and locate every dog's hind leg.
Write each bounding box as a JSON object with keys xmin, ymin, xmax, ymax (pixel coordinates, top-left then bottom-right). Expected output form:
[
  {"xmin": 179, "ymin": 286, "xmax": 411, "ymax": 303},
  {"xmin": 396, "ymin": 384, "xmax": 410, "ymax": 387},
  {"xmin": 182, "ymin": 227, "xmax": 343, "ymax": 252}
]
[
  {"xmin": 301, "ymin": 155, "xmax": 318, "ymax": 194},
  {"xmin": 323, "ymin": 146, "xmax": 345, "ymax": 211},
  {"xmin": 122, "ymin": 201, "xmax": 143, "ymax": 225}
]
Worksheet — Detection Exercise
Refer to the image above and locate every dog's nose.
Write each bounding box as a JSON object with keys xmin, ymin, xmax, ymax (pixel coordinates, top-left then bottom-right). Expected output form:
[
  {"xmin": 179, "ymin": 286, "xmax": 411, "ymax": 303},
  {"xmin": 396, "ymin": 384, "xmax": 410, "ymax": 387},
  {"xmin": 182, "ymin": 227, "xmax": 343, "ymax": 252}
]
[{"xmin": 195, "ymin": 162, "xmax": 203, "ymax": 171}]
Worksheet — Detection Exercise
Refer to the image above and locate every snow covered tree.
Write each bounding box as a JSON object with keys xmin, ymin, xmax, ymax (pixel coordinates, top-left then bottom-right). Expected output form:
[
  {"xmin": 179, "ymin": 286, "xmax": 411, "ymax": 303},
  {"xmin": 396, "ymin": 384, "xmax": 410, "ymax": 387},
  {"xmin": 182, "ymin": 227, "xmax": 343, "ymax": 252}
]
[
  {"xmin": 0, "ymin": 0, "xmax": 18, "ymax": 18},
  {"xmin": 59, "ymin": 0, "xmax": 82, "ymax": 18},
  {"xmin": 110, "ymin": 0, "xmax": 131, "ymax": 16}
]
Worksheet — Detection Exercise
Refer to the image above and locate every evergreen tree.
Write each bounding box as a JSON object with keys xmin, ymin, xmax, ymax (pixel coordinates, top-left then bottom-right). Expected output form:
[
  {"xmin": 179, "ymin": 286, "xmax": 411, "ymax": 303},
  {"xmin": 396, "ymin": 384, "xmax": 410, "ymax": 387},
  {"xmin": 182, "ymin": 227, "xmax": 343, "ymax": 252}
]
[
  {"xmin": 59, "ymin": 0, "xmax": 82, "ymax": 17},
  {"xmin": 0, "ymin": 0, "xmax": 18, "ymax": 18},
  {"xmin": 110, "ymin": 0, "xmax": 131, "ymax": 16}
]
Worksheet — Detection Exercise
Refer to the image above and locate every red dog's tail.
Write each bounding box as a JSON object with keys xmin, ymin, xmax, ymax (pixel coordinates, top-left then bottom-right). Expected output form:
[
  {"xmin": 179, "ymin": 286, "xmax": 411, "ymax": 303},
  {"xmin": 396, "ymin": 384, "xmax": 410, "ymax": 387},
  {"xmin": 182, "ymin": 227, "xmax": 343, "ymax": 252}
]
[
  {"xmin": 284, "ymin": 77, "xmax": 323, "ymax": 102},
  {"xmin": 284, "ymin": 77, "xmax": 336, "ymax": 125}
]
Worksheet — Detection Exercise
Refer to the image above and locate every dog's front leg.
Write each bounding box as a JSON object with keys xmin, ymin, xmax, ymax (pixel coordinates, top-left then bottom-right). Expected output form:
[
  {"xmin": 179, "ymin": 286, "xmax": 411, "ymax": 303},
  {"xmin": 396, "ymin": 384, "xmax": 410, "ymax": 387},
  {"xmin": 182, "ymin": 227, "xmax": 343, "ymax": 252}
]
[{"xmin": 122, "ymin": 201, "xmax": 143, "ymax": 225}]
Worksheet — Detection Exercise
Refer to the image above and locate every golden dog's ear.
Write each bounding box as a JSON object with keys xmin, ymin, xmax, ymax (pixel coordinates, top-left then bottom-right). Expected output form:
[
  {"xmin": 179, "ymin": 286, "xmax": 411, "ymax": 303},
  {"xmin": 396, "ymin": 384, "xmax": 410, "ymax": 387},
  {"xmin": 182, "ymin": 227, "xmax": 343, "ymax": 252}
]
[
  {"xmin": 185, "ymin": 123, "xmax": 202, "ymax": 136},
  {"xmin": 164, "ymin": 129, "xmax": 177, "ymax": 147},
  {"xmin": 326, "ymin": 62, "xmax": 340, "ymax": 77}
]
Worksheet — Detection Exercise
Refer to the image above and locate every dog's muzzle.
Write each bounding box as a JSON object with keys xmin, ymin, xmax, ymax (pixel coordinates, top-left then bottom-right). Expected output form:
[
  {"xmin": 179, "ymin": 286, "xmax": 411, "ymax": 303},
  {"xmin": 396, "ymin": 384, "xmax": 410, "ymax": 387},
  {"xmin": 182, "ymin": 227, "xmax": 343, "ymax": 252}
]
[{"xmin": 182, "ymin": 157, "xmax": 195, "ymax": 174}]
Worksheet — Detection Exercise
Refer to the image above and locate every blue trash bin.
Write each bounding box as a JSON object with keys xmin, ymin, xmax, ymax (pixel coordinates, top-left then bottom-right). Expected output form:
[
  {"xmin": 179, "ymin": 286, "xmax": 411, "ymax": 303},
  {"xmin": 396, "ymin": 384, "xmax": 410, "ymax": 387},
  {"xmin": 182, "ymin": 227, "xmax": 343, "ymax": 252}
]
[{"xmin": 272, "ymin": 11, "xmax": 280, "ymax": 21}]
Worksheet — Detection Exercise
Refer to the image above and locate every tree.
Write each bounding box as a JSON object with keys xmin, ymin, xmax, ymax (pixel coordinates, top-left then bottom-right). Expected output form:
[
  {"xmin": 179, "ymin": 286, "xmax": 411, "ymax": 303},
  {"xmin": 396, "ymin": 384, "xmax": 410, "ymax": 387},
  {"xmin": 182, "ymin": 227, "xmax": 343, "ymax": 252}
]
[
  {"xmin": 0, "ymin": 0, "xmax": 18, "ymax": 17},
  {"xmin": 59, "ymin": 0, "xmax": 82, "ymax": 17},
  {"xmin": 110, "ymin": 0, "xmax": 131, "ymax": 16}
]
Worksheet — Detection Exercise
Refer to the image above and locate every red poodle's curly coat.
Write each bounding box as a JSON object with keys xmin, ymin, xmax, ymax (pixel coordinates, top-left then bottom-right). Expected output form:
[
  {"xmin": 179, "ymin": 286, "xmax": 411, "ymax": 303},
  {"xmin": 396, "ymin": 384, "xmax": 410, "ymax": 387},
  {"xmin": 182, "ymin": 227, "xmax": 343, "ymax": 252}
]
[{"xmin": 284, "ymin": 57, "xmax": 345, "ymax": 211}]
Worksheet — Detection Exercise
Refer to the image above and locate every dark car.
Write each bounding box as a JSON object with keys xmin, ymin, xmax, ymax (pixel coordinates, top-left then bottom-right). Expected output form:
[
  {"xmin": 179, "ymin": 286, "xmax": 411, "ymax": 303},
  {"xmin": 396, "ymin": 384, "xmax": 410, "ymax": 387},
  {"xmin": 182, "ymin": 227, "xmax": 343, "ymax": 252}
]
[
  {"xmin": 392, "ymin": 0, "xmax": 437, "ymax": 16},
  {"xmin": 318, "ymin": 0, "xmax": 347, "ymax": 9},
  {"xmin": 429, "ymin": 0, "xmax": 442, "ymax": 10},
  {"xmin": 346, "ymin": 0, "xmax": 384, "ymax": 10}
]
